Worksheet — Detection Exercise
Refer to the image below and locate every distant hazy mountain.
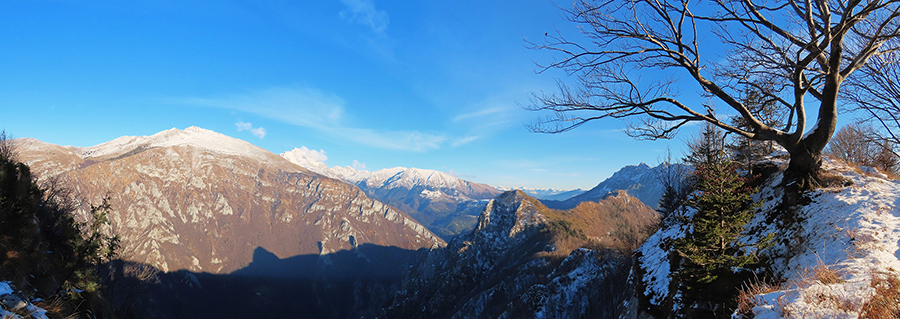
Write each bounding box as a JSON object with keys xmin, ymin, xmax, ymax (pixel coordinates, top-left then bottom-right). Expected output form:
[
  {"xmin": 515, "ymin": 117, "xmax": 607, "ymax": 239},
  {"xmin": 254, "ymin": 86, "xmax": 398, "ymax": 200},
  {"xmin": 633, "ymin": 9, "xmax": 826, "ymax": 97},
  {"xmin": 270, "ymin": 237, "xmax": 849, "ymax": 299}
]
[
  {"xmin": 543, "ymin": 162, "xmax": 689, "ymax": 210},
  {"xmin": 498, "ymin": 187, "xmax": 586, "ymax": 201},
  {"xmin": 281, "ymin": 148, "xmax": 501, "ymax": 239},
  {"xmin": 15, "ymin": 127, "xmax": 444, "ymax": 274}
]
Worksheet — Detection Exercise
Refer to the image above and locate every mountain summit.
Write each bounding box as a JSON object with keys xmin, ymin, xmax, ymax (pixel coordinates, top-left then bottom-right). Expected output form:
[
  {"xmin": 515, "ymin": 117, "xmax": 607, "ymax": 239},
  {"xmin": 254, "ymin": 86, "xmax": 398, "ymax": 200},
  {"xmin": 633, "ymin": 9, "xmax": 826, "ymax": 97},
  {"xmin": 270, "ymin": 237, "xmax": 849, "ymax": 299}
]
[
  {"xmin": 281, "ymin": 149, "xmax": 500, "ymax": 239},
  {"xmin": 14, "ymin": 127, "xmax": 444, "ymax": 274}
]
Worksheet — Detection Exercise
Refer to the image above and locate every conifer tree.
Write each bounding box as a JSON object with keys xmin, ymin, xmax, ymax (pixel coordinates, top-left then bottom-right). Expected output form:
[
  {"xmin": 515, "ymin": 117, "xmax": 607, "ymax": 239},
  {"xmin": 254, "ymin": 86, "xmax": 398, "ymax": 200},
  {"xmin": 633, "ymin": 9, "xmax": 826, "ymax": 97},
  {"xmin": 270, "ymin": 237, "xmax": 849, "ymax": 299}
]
[{"xmin": 671, "ymin": 125, "xmax": 769, "ymax": 317}]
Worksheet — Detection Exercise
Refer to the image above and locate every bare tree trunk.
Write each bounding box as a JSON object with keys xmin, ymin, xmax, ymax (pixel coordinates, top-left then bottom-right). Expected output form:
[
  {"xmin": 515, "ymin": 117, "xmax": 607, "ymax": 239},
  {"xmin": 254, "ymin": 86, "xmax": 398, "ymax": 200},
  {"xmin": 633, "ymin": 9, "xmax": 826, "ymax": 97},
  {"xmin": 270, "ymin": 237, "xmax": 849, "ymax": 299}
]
[
  {"xmin": 781, "ymin": 87, "xmax": 838, "ymax": 207},
  {"xmin": 782, "ymin": 146, "xmax": 824, "ymax": 209}
]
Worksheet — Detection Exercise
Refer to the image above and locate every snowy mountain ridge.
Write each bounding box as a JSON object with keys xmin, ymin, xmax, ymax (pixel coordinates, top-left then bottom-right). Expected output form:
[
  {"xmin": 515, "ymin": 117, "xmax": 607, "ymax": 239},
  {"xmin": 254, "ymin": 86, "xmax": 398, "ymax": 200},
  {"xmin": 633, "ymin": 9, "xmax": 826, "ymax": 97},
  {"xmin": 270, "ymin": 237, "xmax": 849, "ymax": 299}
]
[
  {"xmin": 380, "ymin": 190, "xmax": 660, "ymax": 318},
  {"xmin": 281, "ymin": 148, "xmax": 501, "ymax": 239},
  {"xmin": 13, "ymin": 128, "xmax": 445, "ymax": 275},
  {"xmin": 280, "ymin": 148, "xmax": 480, "ymax": 193},
  {"xmin": 75, "ymin": 126, "xmax": 278, "ymax": 163}
]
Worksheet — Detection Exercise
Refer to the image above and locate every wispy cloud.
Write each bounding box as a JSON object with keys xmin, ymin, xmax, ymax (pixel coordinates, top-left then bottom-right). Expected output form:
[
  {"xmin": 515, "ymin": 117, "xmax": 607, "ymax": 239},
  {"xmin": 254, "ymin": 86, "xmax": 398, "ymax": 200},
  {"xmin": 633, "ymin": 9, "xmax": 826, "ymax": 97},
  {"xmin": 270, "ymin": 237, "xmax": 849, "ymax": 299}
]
[
  {"xmin": 351, "ymin": 160, "xmax": 366, "ymax": 170},
  {"xmin": 453, "ymin": 107, "xmax": 507, "ymax": 122},
  {"xmin": 235, "ymin": 121, "xmax": 267, "ymax": 138},
  {"xmin": 179, "ymin": 86, "xmax": 446, "ymax": 152},
  {"xmin": 329, "ymin": 127, "xmax": 446, "ymax": 152},
  {"xmin": 188, "ymin": 87, "xmax": 345, "ymax": 128},
  {"xmin": 449, "ymin": 89, "xmax": 526, "ymax": 141},
  {"xmin": 339, "ymin": 0, "xmax": 389, "ymax": 34},
  {"xmin": 451, "ymin": 135, "xmax": 481, "ymax": 146}
]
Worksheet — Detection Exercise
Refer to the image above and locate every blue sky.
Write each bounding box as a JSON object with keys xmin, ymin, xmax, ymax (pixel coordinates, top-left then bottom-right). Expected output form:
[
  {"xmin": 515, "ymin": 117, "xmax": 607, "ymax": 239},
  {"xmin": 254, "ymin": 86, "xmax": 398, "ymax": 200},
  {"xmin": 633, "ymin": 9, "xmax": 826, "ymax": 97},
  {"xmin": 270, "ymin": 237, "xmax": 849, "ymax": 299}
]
[{"xmin": 0, "ymin": 0, "xmax": 687, "ymax": 190}]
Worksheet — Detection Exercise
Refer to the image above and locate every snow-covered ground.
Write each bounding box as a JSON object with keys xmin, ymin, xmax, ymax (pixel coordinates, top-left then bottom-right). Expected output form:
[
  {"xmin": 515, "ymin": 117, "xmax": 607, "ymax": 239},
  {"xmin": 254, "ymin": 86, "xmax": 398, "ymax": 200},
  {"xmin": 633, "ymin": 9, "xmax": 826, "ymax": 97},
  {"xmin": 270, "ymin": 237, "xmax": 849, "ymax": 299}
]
[
  {"xmin": 637, "ymin": 157, "xmax": 900, "ymax": 318},
  {"xmin": 0, "ymin": 282, "xmax": 48, "ymax": 319},
  {"xmin": 750, "ymin": 159, "xmax": 900, "ymax": 318}
]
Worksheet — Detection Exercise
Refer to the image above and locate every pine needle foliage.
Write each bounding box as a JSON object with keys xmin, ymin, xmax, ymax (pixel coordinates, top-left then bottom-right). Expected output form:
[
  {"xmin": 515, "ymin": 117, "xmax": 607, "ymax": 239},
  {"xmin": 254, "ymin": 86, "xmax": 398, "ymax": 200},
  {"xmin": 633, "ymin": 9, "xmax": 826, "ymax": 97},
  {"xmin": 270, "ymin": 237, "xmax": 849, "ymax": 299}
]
[
  {"xmin": 0, "ymin": 131, "xmax": 119, "ymax": 318},
  {"xmin": 674, "ymin": 160, "xmax": 761, "ymax": 286},
  {"xmin": 670, "ymin": 124, "xmax": 773, "ymax": 317}
]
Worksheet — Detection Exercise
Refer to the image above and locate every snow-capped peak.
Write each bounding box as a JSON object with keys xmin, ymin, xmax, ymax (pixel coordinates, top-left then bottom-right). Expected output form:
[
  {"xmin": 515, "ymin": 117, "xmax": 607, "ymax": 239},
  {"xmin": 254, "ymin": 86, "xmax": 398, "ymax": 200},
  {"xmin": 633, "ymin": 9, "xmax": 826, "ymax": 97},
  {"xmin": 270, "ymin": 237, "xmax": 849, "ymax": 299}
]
[
  {"xmin": 76, "ymin": 126, "xmax": 274, "ymax": 161},
  {"xmin": 366, "ymin": 167, "xmax": 463, "ymax": 190},
  {"xmin": 279, "ymin": 151, "xmax": 499, "ymax": 199},
  {"xmin": 280, "ymin": 148, "xmax": 333, "ymax": 177}
]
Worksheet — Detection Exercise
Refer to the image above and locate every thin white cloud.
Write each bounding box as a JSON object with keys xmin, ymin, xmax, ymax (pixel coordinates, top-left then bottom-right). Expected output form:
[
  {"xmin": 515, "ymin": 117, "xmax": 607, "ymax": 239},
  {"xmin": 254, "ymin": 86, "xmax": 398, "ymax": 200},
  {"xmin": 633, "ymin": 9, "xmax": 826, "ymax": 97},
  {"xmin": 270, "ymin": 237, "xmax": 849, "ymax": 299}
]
[
  {"xmin": 294, "ymin": 146, "xmax": 328, "ymax": 162},
  {"xmin": 181, "ymin": 86, "xmax": 447, "ymax": 152},
  {"xmin": 453, "ymin": 107, "xmax": 507, "ymax": 122},
  {"xmin": 235, "ymin": 121, "xmax": 267, "ymax": 139},
  {"xmin": 329, "ymin": 127, "xmax": 446, "ymax": 152},
  {"xmin": 451, "ymin": 135, "xmax": 481, "ymax": 146},
  {"xmin": 449, "ymin": 90, "xmax": 524, "ymax": 141},
  {"xmin": 352, "ymin": 160, "xmax": 366, "ymax": 170},
  {"xmin": 191, "ymin": 87, "xmax": 345, "ymax": 129},
  {"xmin": 339, "ymin": 0, "xmax": 389, "ymax": 34}
]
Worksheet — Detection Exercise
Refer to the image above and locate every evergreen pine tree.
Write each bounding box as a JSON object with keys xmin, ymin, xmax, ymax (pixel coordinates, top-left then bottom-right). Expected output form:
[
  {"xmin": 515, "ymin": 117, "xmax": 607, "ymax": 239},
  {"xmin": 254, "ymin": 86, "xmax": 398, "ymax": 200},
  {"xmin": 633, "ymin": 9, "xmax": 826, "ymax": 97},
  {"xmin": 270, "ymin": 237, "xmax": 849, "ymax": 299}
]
[{"xmin": 671, "ymin": 125, "xmax": 771, "ymax": 317}]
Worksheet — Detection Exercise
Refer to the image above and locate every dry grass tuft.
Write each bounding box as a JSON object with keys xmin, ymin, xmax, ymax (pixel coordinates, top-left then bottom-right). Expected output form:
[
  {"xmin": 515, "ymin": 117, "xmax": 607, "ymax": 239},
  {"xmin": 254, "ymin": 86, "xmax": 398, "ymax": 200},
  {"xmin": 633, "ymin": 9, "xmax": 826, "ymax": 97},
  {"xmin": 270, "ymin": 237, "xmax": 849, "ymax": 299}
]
[
  {"xmin": 795, "ymin": 256, "xmax": 845, "ymax": 287},
  {"xmin": 811, "ymin": 262, "xmax": 845, "ymax": 285},
  {"xmin": 860, "ymin": 273, "xmax": 900, "ymax": 319},
  {"xmin": 735, "ymin": 280, "xmax": 781, "ymax": 317},
  {"xmin": 818, "ymin": 170, "xmax": 854, "ymax": 188}
]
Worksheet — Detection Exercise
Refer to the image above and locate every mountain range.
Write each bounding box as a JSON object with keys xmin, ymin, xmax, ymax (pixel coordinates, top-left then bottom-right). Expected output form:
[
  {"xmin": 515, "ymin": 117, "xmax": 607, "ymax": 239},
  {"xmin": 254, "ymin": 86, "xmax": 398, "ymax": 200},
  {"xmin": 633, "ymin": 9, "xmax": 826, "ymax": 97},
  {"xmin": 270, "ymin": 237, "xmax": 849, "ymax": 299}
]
[
  {"xmin": 281, "ymin": 148, "xmax": 501, "ymax": 239},
  {"xmin": 10, "ymin": 126, "xmax": 683, "ymax": 318},
  {"xmin": 498, "ymin": 187, "xmax": 586, "ymax": 201},
  {"xmin": 14, "ymin": 127, "xmax": 444, "ymax": 274},
  {"xmin": 543, "ymin": 162, "xmax": 689, "ymax": 210}
]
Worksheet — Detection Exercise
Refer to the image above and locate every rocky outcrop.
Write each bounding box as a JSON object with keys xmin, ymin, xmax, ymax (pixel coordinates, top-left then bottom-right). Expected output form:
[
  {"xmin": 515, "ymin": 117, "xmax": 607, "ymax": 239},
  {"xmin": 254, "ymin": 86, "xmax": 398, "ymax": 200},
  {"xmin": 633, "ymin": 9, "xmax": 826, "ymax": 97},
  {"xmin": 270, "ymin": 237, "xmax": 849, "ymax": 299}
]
[
  {"xmin": 13, "ymin": 127, "xmax": 444, "ymax": 274},
  {"xmin": 380, "ymin": 190, "xmax": 659, "ymax": 318}
]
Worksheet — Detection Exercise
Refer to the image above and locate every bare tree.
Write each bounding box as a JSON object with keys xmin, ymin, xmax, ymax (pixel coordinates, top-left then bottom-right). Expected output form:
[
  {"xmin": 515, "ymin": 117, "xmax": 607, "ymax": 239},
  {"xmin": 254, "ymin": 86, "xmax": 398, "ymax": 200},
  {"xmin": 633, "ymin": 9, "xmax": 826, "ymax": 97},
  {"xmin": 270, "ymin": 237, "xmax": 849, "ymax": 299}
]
[
  {"xmin": 826, "ymin": 122, "xmax": 900, "ymax": 174},
  {"xmin": 655, "ymin": 149, "xmax": 693, "ymax": 220},
  {"xmin": 527, "ymin": 0, "xmax": 900, "ymax": 200},
  {"xmin": 826, "ymin": 122, "xmax": 878, "ymax": 165},
  {"xmin": 844, "ymin": 45, "xmax": 900, "ymax": 157}
]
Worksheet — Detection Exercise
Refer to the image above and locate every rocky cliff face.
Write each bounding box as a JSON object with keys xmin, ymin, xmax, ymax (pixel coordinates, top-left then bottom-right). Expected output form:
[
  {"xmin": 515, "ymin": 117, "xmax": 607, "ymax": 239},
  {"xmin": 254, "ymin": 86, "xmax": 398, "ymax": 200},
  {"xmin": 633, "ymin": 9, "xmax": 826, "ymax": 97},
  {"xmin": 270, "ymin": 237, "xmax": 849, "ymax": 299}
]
[
  {"xmin": 380, "ymin": 190, "xmax": 660, "ymax": 319},
  {"xmin": 13, "ymin": 127, "xmax": 444, "ymax": 274}
]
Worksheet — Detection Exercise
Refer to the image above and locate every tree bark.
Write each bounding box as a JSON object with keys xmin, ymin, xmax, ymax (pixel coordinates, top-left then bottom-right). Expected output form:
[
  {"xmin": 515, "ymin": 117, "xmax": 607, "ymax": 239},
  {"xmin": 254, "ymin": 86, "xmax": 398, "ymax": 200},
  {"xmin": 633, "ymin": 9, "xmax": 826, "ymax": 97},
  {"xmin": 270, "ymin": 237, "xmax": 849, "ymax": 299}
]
[{"xmin": 782, "ymin": 144, "xmax": 824, "ymax": 209}]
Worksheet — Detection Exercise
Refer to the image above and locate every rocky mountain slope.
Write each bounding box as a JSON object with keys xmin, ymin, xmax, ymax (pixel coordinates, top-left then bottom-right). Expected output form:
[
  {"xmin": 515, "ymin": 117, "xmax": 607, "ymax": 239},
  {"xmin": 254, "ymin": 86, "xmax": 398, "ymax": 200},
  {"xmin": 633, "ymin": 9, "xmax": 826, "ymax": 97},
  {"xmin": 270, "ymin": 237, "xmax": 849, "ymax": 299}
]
[
  {"xmin": 379, "ymin": 190, "xmax": 660, "ymax": 318},
  {"xmin": 281, "ymin": 148, "xmax": 500, "ymax": 239},
  {"xmin": 13, "ymin": 127, "xmax": 444, "ymax": 274},
  {"xmin": 544, "ymin": 162, "xmax": 688, "ymax": 210},
  {"xmin": 631, "ymin": 158, "xmax": 900, "ymax": 318}
]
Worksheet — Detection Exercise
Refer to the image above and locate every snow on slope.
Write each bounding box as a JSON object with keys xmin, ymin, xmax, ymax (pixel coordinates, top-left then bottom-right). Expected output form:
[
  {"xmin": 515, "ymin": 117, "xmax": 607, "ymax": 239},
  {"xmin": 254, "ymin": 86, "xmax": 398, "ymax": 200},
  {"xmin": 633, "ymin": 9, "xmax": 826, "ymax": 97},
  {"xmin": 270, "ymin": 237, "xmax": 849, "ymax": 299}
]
[
  {"xmin": 78, "ymin": 126, "xmax": 277, "ymax": 162},
  {"xmin": 637, "ymin": 158, "xmax": 900, "ymax": 318},
  {"xmin": 281, "ymin": 149, "xmax": 487, "ymax": 194},
  {"xmin": 280, "ymin": 147, "xmax": 333, "ymax": 177},
  {"xmin": 749, "ymin": 159, "xmax": 900, "ymax": 318}
]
